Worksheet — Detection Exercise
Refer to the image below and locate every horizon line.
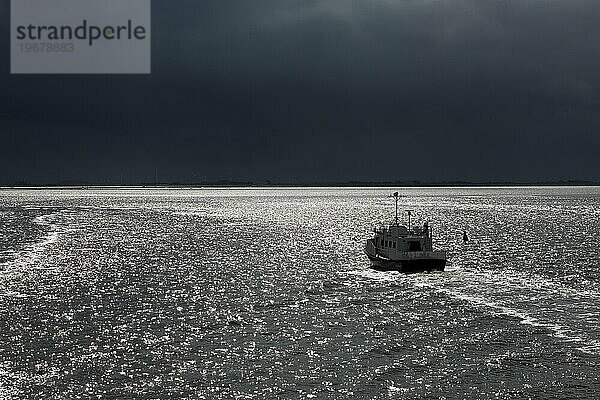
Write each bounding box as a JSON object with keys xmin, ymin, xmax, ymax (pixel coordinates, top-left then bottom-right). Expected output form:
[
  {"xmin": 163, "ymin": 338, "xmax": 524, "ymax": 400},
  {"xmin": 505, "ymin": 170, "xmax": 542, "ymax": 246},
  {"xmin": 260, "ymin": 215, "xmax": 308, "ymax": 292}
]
[{"xmin": 2, "ymin": 179, "xmax": 600, "ymax": 190}]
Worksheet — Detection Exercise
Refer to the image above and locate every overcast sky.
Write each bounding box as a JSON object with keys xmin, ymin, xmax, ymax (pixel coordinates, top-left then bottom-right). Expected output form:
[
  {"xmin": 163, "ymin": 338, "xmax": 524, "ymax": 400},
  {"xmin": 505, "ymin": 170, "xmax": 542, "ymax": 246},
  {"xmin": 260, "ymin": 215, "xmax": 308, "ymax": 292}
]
[{"xmin": 1, "ymin": 0, "xmax": 600, "ymax": 184}]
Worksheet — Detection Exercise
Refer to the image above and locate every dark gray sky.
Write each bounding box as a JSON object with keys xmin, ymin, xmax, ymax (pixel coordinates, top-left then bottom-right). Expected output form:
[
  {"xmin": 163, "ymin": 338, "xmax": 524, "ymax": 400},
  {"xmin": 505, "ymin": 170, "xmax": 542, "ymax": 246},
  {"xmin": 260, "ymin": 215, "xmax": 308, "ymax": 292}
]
[{"xmin": 2, "ymin": 0, "xmax": 600, "ymax": 184}]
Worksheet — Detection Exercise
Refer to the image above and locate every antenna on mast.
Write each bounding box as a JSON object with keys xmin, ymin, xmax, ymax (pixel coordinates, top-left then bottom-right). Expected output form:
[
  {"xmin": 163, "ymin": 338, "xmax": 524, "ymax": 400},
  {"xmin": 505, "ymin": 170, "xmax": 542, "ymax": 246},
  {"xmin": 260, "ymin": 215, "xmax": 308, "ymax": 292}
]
[{"xmin": 392, "ymin": 192, "xmax": 399, "ymax": 225}]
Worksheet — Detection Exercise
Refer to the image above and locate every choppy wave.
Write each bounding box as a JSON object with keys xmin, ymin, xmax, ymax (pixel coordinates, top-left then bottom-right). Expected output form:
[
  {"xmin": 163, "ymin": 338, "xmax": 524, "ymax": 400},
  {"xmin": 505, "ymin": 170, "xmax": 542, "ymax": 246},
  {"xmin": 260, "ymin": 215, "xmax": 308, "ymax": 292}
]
[{"xmin": 0, "ymin": 187, "xmax": 599, "ymax": 398}]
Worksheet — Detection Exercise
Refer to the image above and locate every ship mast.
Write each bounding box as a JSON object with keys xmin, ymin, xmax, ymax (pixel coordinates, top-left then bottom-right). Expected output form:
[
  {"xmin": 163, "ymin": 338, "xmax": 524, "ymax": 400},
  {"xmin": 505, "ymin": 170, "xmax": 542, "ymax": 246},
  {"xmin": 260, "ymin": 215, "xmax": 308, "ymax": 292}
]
[
  {"xmin": 406, "ymin": 210, "xmax": 413, "ymax": 230},
  {"xmin": 392, "ymin": 192, "xmax": 399, "ymax": 225}
]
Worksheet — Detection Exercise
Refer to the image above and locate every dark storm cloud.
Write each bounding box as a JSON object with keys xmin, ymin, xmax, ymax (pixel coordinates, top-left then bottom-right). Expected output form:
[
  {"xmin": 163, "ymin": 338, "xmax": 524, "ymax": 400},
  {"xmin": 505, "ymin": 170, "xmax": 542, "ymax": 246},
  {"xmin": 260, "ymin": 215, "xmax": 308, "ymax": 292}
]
[{"xmin": 1, "ymin": 0, "xmax": 600, "ymax": 183}]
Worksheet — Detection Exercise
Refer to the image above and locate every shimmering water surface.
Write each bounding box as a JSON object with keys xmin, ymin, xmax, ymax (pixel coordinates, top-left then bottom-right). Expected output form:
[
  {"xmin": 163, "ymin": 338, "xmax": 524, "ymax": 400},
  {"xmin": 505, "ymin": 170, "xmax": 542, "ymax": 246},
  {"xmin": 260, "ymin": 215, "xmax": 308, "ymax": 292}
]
[{"xmin": 1, "ymin": 187, "xmax": 599, "ymax": 399}]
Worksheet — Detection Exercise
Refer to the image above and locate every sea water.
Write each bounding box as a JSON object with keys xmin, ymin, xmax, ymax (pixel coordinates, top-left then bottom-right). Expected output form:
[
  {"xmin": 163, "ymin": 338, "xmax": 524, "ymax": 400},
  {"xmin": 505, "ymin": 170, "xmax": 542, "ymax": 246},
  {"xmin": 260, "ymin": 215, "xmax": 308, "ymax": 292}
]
[{"xmin": 0, "ymin": 187, "xmax": 599, "ymax": 399}]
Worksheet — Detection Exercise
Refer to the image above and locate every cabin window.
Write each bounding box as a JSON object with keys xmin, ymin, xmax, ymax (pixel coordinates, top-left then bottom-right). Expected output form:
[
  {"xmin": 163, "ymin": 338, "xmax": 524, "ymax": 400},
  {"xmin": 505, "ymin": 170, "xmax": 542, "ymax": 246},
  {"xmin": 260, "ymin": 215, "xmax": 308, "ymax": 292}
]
[{"xmin": 409, "ymin": 241, "xmax": 422, "ymax": 251}]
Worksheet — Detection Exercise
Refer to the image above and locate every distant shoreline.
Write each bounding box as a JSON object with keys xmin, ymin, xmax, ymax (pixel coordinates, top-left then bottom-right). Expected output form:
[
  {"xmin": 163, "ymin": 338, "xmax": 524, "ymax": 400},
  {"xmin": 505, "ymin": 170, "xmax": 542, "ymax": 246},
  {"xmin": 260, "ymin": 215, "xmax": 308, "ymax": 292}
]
[{"xmin": 1, "ymin": 180, "xmax": 600, "ymax": 189}]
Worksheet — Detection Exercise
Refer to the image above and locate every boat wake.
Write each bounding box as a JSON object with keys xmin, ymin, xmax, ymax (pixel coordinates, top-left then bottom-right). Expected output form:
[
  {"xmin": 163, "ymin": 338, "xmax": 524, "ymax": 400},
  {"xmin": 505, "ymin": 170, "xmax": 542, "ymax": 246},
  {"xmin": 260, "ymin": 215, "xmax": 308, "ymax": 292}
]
[
  {"xmin": 350, "ymin": 266, "xmax": 600, "ymax": 355},
  {"xmin": 0, "ymin": 211, "xmax": 65, "ymax": 280}
]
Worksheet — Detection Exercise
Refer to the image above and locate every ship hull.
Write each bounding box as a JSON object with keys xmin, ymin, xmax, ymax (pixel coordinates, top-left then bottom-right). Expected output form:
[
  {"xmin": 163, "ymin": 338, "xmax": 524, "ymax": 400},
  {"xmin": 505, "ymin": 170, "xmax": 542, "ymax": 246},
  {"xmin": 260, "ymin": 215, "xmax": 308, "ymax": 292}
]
[{"xmin": 367, "ymin": 254, "xmax": 446, "ymax": 273}]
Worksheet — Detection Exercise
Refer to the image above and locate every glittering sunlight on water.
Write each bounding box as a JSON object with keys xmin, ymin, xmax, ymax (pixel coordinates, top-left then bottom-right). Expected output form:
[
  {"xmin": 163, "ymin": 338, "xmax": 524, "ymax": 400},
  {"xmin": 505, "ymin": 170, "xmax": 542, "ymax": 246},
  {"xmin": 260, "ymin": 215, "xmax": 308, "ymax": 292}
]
[{"xmin": 0, "ymin": 187, "xmax": 599, "ymax": 399}]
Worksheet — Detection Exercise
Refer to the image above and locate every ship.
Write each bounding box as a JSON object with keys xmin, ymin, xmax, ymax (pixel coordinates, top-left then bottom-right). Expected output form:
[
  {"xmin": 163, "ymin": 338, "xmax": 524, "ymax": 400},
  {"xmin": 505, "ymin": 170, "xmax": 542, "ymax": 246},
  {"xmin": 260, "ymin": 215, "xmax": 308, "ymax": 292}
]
[{"xmin": 364, "ymin": 192, "xmax": 447, "ymax": 272}]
